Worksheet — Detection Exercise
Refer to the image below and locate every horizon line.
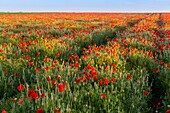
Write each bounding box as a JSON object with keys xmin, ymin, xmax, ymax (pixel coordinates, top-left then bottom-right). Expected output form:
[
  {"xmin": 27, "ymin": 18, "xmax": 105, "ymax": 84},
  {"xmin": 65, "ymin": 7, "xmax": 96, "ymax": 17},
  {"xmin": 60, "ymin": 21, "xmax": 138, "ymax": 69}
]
[{"xmin": 0, "ymin": 11, "xmax": 170, "ymax": 13}]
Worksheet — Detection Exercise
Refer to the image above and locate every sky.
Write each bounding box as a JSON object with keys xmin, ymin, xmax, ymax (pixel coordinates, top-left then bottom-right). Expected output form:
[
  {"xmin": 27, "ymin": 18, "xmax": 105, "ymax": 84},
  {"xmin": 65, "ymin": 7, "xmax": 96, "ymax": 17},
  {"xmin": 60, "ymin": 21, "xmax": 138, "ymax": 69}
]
[{"xmin": 0, "ymin": 0, "xmax": 170, "ymax": 12}]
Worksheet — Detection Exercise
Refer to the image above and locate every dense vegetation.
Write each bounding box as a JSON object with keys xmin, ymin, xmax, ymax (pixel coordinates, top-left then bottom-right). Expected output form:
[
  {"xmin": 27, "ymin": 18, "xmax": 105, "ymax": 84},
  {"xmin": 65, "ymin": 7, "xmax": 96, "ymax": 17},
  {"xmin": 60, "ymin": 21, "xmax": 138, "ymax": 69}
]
[{"xmin": 0, "ymin": 13, "xmax": 170, "ymax": 113}]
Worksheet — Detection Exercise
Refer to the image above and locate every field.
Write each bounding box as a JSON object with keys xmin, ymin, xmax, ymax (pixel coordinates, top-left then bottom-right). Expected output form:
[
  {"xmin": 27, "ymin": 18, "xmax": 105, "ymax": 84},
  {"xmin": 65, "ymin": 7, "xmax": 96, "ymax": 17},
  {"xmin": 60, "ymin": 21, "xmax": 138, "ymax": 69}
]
[{"xmin": 0, "ymin": 13, "xmax": 170, "ymax": 113}]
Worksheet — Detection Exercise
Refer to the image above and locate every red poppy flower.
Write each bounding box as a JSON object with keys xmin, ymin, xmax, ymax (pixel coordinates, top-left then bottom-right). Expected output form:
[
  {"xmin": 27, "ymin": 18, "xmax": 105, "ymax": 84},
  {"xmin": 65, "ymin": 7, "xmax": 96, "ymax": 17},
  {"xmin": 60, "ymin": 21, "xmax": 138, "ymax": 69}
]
[
  {"xmin": 166, "ymin": 109, "xmax": 170, "ymax": 113},
  {"xmin": 35, "ymin": 68, "xmax": 41, "ymax": 72},
  {"xmin": 28, "ymin": 61, "xmax": 34, "ymax": 66},
  {"xmin": 99, "ymin": 79, "xmax": 103, "ymax": 86},
  {"xmin": 36, "ymin": 52, "xmax": 40, "ymax": 57},
  {"xmin": 56, "ymin": 52, "xmax": 60, "ymax": 57},
  {"xmin": 104, "ymin": 78, "xmax": 110, "ymax": 85},
  {"xmin": 44, "ymin": 67, "xmax": 49, "ymax": 71},
  {"xmin": 54, "ymin": 108, "xmax": 60, "ymax": 113},
  {"xmin": 127, "ymin": 74, "xmax": 131, "ymax": 80},
  {"xmin": 153, "ymin": 68, "xmax": 160, "ymax": 73},
  {"xmin": 14, "ymin": 73, "xmax": 19, "ymax": 76},
  {"xmin": 3, "ymin": 43, "xmax": 8, "ymax": 48},
  {"xmin": 30, "ymin": 92, "xmax": 39, "ymax": 100},
  {"xmin": 37, "ymin": 86, "xmax": 41, "ymax": 90},
  {"xmin": 157, "ymin": 102, "xmax": 161, "ymax": 106},
  {"xmin": 101, "ymin": 93, "xmax": 107, "ymax": 98},
  {"xmin": 87, "ymin": 65, "xmax": 94, "ymax": 70},
  {"xmin": 53, "ymin": 60, "xmax": 59, "ymax": 64},
  {"xmin": 160, "ymin": 60, "xmax": 164, "ymax": 65},
  {"xmin": 69, "ymin": 55, "xmax": 74, "ymax": 60},
  {"xmin": 51, "ymin": 80, "xmax": 56, "ymax": 85},
  {"xmin": 25, "ymin": 95, "xmax": 29, "ymax": 99},
  {"xmin": 28, "ymin": 89, "xmax": 35, "ymax": 96},
  {"xmin": 45, "ymin": 57, "xmax": 50, "ymax": 62},
  {"xmin": 56, "ymin": 75, "xmax": 61, "ymax": 79},
  {"xmin": 69, "ymin": 63, "xmax": 73, "ymax": 67},
  {"xmin": 92, "ymin": 75, "xmax": 98, "ymax": 81},
  {"xmin": 82, "ymin": 77, "xmax": 86, "ymax": 82},
  {"xmin": 156, "ymin": 50, "xmax": 159, "ymax": 53},
  {"xmin": 18, "ymin": 99, "xmax": 23, "ymax": 104},
  {"xmin": 36, "ymin": 108, "xmax": 44, "ymax": 113},
  {"xmin": 90, "ymin": 70, "xmax": 98, "ymax": 76},
  {"xmin": 167, "ymin": 44, "xmax": 170, "ymax": 49},
  {"xmin": 111, "ymin": 77, "xmax": 116, "ymax": 82},
  {"xmin": 17, "ymin": 84, "xmax": 24, "ymax": 91},
  {"xmin": 143, "ymin": 91, "xmax": 149, "ymax": 95},
  {"xmin": 4, "ymin": 71, "xmax": 8, "ymax": 75},
  {"xmin": 40, "ymin": 93, "xmax": 45, "ymax": 98},
  {"xmin": 74, "ymin": 63, "xmax": 79, "ymax": 68},
  {"xmin": 46, "ymin": 76, "xmax": 51, "ymax": 81},
  {"xmin": 51, "ymin": 65, "xmax": 55, "ymax": 68},
  {"xmin": 57, "ymin": 83, "xmax": 66, "ymax": 92},
  {"xmin": 1, "ymin": 108, "xmax": 7, "ymax": 113},
  {"xmin": 28, "ymin": 89, "xmax": 39, "ymax": 100},
  {"xmin": 85, "ymin": 75, "xmax": 90, "ymax": 80},
  {"xmin": 75, "ymin": 78, "xmax": 81, "ymax": 83},
  {"xmin": 0, "ymin": 49, "xmax": 4, "ymax": 53}
]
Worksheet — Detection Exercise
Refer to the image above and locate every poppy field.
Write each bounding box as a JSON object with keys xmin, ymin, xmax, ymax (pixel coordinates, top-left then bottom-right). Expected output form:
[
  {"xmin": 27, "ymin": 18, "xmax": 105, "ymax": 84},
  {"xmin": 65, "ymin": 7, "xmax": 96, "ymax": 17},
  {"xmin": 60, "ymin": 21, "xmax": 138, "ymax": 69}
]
[{"xmin": 0, "ymin": 13, "xmax": 170, "ymax": 113}]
